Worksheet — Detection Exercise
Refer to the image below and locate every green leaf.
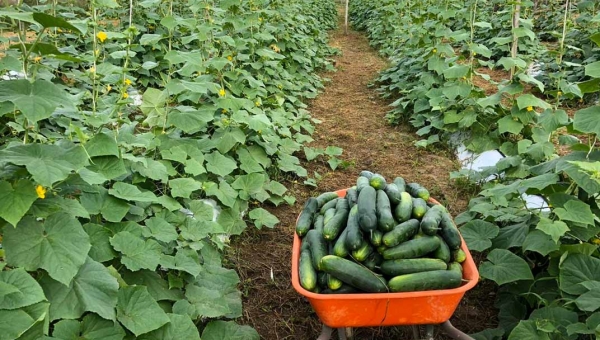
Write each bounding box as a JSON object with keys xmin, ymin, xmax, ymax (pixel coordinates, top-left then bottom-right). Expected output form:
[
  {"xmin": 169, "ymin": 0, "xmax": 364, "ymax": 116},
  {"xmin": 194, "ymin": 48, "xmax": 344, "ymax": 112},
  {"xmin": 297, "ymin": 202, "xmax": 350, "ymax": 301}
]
[
  {"xmin": 109, "ymin": 182, "xmax": 157, "ymax": 202},
  {"xmin": 573, "ymin": 106, "xmax": 600, "ymax": 136},
  {"xmin": 169, "ymin": 178, "xmax": 203, "ymax": 198},
  {"xmin": 167, "ymin": 107, "xmax": 213, "ymax": 133},
  {"xmin": 0, "ymin": 79, "xmax": 73, "ymax": 122},
  {"xmin": 3, "ymin": 213, "xmax": 90, "ymax": 286},
  {"xmin": 560, "ymin": 253, "xmax": 600, "ymax": 295},
  {"xmin": 215, "ymin": 128, "xmax": 246, "ymax": 154},
  {"xmin": 480, "ymin": 249, "xmax": 533, "ymax": 285},
  {"xmin": 231, "ymin": 173, "xmax": 267, "ymax": 201},
  {"xmin": 443, "ymin": 65, "xmax": 470, "ymax": 79},
  {"xmin": 86, "ymin": 156, "xmax": 127, "ymax": 181},
  {"xmin": 522, "ymin": 230, "xmax": 559, "ymax": 256},
  {"xmin": 538, "ymin": 109, "xmax": 568, "ymax": 132},
  {"xmin": 507, "ymin": 320, "xmax": 550, "ymax": 340},
  {"xmin": 529, "ymin": 307, "xmax": 578, "ymax": 338},
  {"xmin": 116, "ymin": 286, "xmax": 170, "ymax": 337},
  {"xmin": 160, "ymin": 249, "xmax": 203, "ymax": 277},
  {"xmin": 110, "ymin": 232, "xmax": 162, "ymax": 271},
  {"xmin": 32, "ymin": 12, "xmax": 81, "ymax": 33},
  {"xmin": 49, "ymin": 314, "xmax": 125, "ymax": 340},
  {"xmin": 80, "ymin": 189, "xmax": 130, "ymax": 223},
  {"xmin": 0, "ymin": 268, "xmax": 45, "ymax": 310},
  {"xmin": 304, "ymin": 147, "xmax": 323, "ymax": 161},
  {"xmin": 205, "ymin": 152, "xmax": 237, "ymax": 177},
  {"xmin": 40, "ymin": 257, "xmax": 118, "ymax": 321},
  {"xmin": 141, "ymin": 88, "xmax": 168, "ymax": 127},
  {"xmin": 0, "ymin": 302, "xmax": 49, "ymax": 340},
  {"xmin": 138, "ymin": 314, "xmax": 200, "ymax": 340},
  {"xmin": 217, "ymin": 208, "xmax": 246, "ymax": 235},
  {"xmin": 265, "ymin": 181, "xmax": 287, "ymax": 196},
  {"xmin": 237, "ymin": 147, "xmax": 264, "ymax": 173},
  {"xmin": 86, "ymin": 133, "xmax": 119, "ymax": 158},
  {"xmin": 205, "ymin": 180, "xmax": 238, "ymax": 207},
  {"xmin": 554, "ymin": 199, "xmax": 594, "ymax": 225},
  {"xmin": 575, "ymin": 288, "xmax": 600, "ymax": 312},
  {"xmin": 201, "ymin": 321, "xmax": 259, "ymax": 340},
  {"xmin": 249, "ymin": 208, "xmax": 279, "ymax": 229},
  {"xmin": 325, "ymin": 146, "xmax": 343, "ymax": 156},
  {"xmin": 536, "ymin": 217, "xmax": 569, "ymax": 243},
  {"xmin": 0, "ymin": 180, "xmax": 39, "ymax": 227},
  {"xmin": 130, "ymin": 159, "xmax": 169, "ymax": 183},
  {"xmin": 121, "ymin": 270, "xmax": 183, "ymax": 302},
  {"xmin": 457, "ymin": 220, "xmax": 499, "ymax": 252},
  {"xmin": 498, "ymin": 116, "xmax": 524, "ymax": 134},
  {"xmin": 585, "ymin": 61, "xmax": 600, "ymax": 78},
  {"xmin": 139, "ymin": 34, "xmax": 163, "ymax": 46},
  {"xmin": 84, "ymin": 223, "xmax": 117, "ymax": 263},
  {"xmin": 143, "ymin": 217, "xmax": 178, "ymax": 242},
  {"xmin": 0, "ymin": 11, "xmax": 36, "ymax": 24},
  {"xmin": 516, "ymin": 94, "xmax": 551, "ymax": 110}
]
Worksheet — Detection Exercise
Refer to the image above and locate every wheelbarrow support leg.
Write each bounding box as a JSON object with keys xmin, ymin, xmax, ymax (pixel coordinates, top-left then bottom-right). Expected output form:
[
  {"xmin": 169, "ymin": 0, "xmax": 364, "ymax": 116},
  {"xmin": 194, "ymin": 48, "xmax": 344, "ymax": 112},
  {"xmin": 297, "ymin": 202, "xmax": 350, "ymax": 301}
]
[
  {"xmin": 439, "ymin": 321, "xmax": 475, "ymax": 340},
  {"xmin": 411, "ymin": 325, "xmax": 420, "ymax": 340},
  {"xmin": 317, "ymin": 325, "xmax": 334, "ymax": 340},
  {"xmin": 424, "ymin": 325, "xmax": 434, "ymax": 340}
]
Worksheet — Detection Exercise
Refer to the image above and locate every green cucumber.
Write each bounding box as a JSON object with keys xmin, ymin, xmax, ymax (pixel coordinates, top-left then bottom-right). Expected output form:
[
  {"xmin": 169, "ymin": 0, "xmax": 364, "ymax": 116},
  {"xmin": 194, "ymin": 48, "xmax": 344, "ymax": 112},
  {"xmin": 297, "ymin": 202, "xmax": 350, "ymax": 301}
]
[
  {"xmin": 351, "ymin": 241, "xmax": 374, "ymax": 262},
  {"xmin": 453, "ymin": 249, "xmax": 466, "ymax": 263},
  {"xmin": 296, "ymin": 197, "xmax": 318, "ymax": 237},
  {"xmin": 412, "ymin": 198, "xmax": 428, "ymax": 219},
  {"xmin": 380, "ymin": 258, "xmax": 448, "ymax": 276},
  {"xmin": 320, "ymin": 255, "xmax": 388, "ymax": 293},
  {"xmin": 363, "ymin": 251, "xmax": 383, "ymax": 271},
  {"xmin": 382, "ymin": 219, "xmax": 420, "ymax": 247},
  {"xmin": 318, "ymin": 271, "xmax": 327, "ymax": 289},
  {"xmin": 370, "ymin": 174, "xmax": 387, "ymax": 190},
  {"xmin": 321, "ymin": 284, "xmax": 359, "ymax": 294},
  {"xmin": 323, "ymin": 208, "xmax": 349, "ymax": 240},
  {"xmin": 448, "ymin": 262, "xmax": 463, "ymax": 274},
  {"xmin": 420, "ymin": 205, "xmax": 443, "ymax": 235},
  {"xmin": 393, "ymin": 177, "xmax": 406, "ymax": 192},
  {"xmin": 406, "ymin": 182, "xmax": 430, "ymax": 201},
  {"xmin": 440, "ymin": 209, "xmax": 462, "ymax": 250},
  {"xmin": 370, "ymin": 229, "xmax": 383, "ymax": 247},
  {"xmin": 320, "ymin": 198, "xmax": 340, "ymax": 214},
  {"xmin": 394, "ymin": 192, "xmax": 413, "ymax": 222},
  {"xmin": 383, "ymin": 236, "xmax": 440, "ymax": 260},
  {"xmin": 377, "ymin": 245, "xmax": 387, "ymax": 255},
  {"xmin": 316, "ymin": 192, "xmax": 340, "ymax": 208},
  {"xmin": 376, "ymin": 189, "xmax": 396, "ymax": 232},
  {"xmin": 333, "ymin": 226, "xmax": 350, "ymax": 257},
  {"xmin": 323, "ymin": 208, "xmax": 336, "ymax": 226},
  {"xmin": 336, "ymin": 198, "xmax": 349, "ymax": 211},
  {"xmin": 346, "ymin": 187, "xmax": 358, "ymax": 208},
  {"xmin": 388, "ymin": 270, "xmax": 462, "ymax": 292},
  {"xmin": 356, "ymin": 176, "xmax": 370, "ymax": 192},
  {"xmin": 327, "ymin": 274, "xmax": 343, "ymax": 290},
  {"xmin": 306, "ymin": 230, "xmax": 327, "ymax": 270},
  {"xmin": 359, "ymin": 170, "xmax": 375, "ymax": 179},
  {"xmin": 357, "ymin": 186, "xmax": 377, "ymax": 232},
  {"xmin": 314, "ymin": 215, "xmax": 325, "ymax": 234},
  {"xmin": 384, "ymin": 183, "xmax": 402, "ymax": 205},
  {"xmin": 433, "ymin": 236, "xmax": 451, "ymax": 263},
  {"xmin": 299, "ymin": 249, "xmax": 317, "ymax": 291},
  {"xmin": 345, "ymin": 205, "xmax": 363, "ymax": 250}
]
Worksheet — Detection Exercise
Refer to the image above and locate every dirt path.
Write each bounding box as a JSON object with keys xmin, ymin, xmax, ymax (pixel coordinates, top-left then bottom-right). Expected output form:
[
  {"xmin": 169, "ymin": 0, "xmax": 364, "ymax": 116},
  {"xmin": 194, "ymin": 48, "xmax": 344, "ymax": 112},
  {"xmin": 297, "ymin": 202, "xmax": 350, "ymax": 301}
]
[{"xmin": 229, "ymin": 10, "xmax": 497, "ymax": 340}]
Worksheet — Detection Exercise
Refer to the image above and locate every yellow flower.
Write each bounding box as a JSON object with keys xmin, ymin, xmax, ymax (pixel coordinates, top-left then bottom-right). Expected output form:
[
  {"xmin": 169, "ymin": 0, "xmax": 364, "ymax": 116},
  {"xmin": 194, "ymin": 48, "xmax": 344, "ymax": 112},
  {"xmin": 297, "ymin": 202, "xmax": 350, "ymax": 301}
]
[
  {"xmin": 36, "ymin": 185, "xmax": 46, "ymax": 199},
  {"xmin": 94, "ymin": 49, "xmax": 100, "ymax": 56},
  {"xmin": 473, "ymin": 52, "xmax": 477, "ymax": 56},
  {"xmin": 255, "ymin": 101, "xmax": 261, "ymax": 107},
  {"xmin": 222, "ymin": 108, "xmax": 228, "ymax": 113},
  {"xmin": 557, "ymin": 91, "xmax": 562, "ymax": 96},
  {"xmin": 89, "ymin": 66, "xmax": 96, "ymax": 73},
  {"xmin": 227, "ymin": 55, "xmax": 233, "ymax": 61},
  {"xmin": 270, "ymin": 44, "xmax": 280, "ymax": 53},
  {"xmin": 96, "ymin": 31, "xmax": 107, "ymax": 43},
  {"xmin": 592, "ymin": 238, "xmax": 600, "ymax": 245},
  {"xmin": 432, "ymin": 48, "xmax": 437, "ymax": 53},
  {"xmin": 124, "ymin": 78, "xmax": 132, "ymax": 86},
  {"xmin": 122, "ymin": 92, "xmax": 129, "ymax": 99},
  {"xmin": 219, "ymin": 88, "xmax": 226, "ymax": 97},
  {"xmin": 32, "ymin": 56, "xmax": 42, "ymax": 63},
  {"xmin": 526, "ymin": 106, "xmax": 533, "ymax": 112},
  {"xmin": 106, "ymin": 85, "xmax": 112, "ymax": 92},
  {"xmin": 259, "ymin": 17, "xmax": 263, "ymax": 22}
]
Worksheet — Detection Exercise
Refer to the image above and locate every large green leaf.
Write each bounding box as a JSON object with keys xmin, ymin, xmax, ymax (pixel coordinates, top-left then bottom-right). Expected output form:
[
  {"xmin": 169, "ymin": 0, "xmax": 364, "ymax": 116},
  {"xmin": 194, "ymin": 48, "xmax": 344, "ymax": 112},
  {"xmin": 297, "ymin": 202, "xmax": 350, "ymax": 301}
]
[
  {"xmin": 169, "ymin": 178, "xmax": 202, "ymax": 198},
  {"xmin": 109, "ymin": 232, "xmax": 162, "ymax": 271},
  {"xmin": 32, "ymin": 13, "xmax": 81, "ymax": 32},
  {"xmin": 205, "ymin": 151, "xmax": 237, "ymax": 177},
  {"xmin": 0, "ymin": 302, "xmax": 49, "ymax": 340},
  {"xmin": 85, "ymin": 132, "xmax": 119, "ymax": 158},
  {"xmin": 460, "ymin": 220, "xmax": 499, "ymax": 252},
  {"xmin": 0, "ymin": 79, "xmax": 73, "ymax": 123},
  {"xmin": 40, "ymin": 257, "xmax": 118, "ymax": 321},
  {"xmin": 507, "ymin": 320, "xmax": 550, "ymax": 340},
  {"xmin": 84, "ymin": 223, "xmax": 117, "ymax": 263},
  {"xmin": 130, "ymin": 159, "xmax": 169, "ymax": 183},
  {"xmin": 3, "ymin": 213, "xmax": 90, "ymax": 286},
  {"xmin": 201, "ymin": 321, "xmax": 259, "ymax": 340},
  {"xmin": 516, "ymin": 94, "xmax": 551, "ymax": 110},
  {"xmin": 121, "ymin": 270, "xmax": 183, "ymax": 302},
  {"xmin": 141, "ymin": 88, "xmax": 168, "ymax": 127},
  {"xmin": 248, "ymin": 208, "xmax": 279, "ymax": 229},
  {"xmin": 167, "ymin": 107, "xmax": 214, "ymax": 133},
  {"xmin": 559, "ymin": 253, "xmax": 600, "ymax": 295},
  {"xmin": 117, "ymin": 286, "xmax": 170, "ymax": 336},
  {"xmin": 480, "ymin": 249, "xmax": 533, "ymax": 285},
  {"xmin": 575, "ymin": 288, "xmax": 600, "ymax": 312},
  {"xmin": 529, "ymin": 307, "xmax": 578, "ymax": 338},
  {"xmin": 0, "ymin": 179, "xmax": 39, "ymax": 227},
  {"xmin": 108, "ymin": 182, "xmax": 157, "ymax": 202},
  {"xmin": 214, "ymin": 127, "xmax": 246, "ymax": 154},
  {"xmin": 585, "ymin": 61, "xmax": 600, "ymax": 78},
  {"xmin": 522, "ymin": 230, "xmax": 559, "ymax": 256},
  {"xmin": 49, "ymin": 314, "xmax": 125, "ymax": 340},
  {"xmin": 160, "ymin": 249, "xmax": 203, "ymax": 277},
  {"xmin": 554, "ymin": 199, "xmax": 594, "ymax": 225},
  {"xmin": 573, "ymin": 106, "xmax": 600, "ymax": 136},
  {"xmin": 205, "ymin": 180, "xmax": 238, "ymax": 207},
  {"xmin": 192, "ymin": 265, "xmax": 242, "ymax": 318},
  {"xmin": 138, "ymin": 314, "xmax": 200, "ymax": 340},
  {"xmin": 536, "ymin": 217, "xmax": 569, "ymax": 243},
  {"xmin": 0, "ymin": 268, "xmax": 46, "ymax": 310},
  {"xmin": 143, "ymin": 217, "xmax": 178, "ymax": 242},
  {"xmin": 237, "ymin": 147, "xmax": 264, "ymax": 173},
  {"xmin": 231, "ymin": 173, "xmax": 268, "ymax": 201},
  {"xmin": 498, "ymin": 116, "xmax": 524, "ymax": 135}
]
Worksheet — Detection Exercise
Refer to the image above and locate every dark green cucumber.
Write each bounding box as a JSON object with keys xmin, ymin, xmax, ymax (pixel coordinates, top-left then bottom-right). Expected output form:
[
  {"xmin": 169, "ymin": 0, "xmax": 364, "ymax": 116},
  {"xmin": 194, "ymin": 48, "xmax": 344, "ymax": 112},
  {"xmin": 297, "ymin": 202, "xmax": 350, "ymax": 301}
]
[
  {"xmin": 323, "ymin": 208, "xmax": 336, "ymax": 226},
  {"xmin": 346, "ymin": 187, "xmax": 358, "ymax": 208},
  {"xmin": 382, "ymin": 219, "xmax": 420, "ymax": 247},
  {"xmin": 320, "ymin": 198, "xmax": 339, "ymax": 214},
  {"xmin": 377, "ymin": 245, "xmax": 387, "ymax": 255},
  {"xmin": 453, "ymin": 249, "xmax": 466, "ymax": 263},
  {"xmin": 327, "ymin": 274, "xmax": 343, "ymax": 290},
  {"xmin": 384, "ymin": 183, "xmax": 402, "ymax": 205},
  {"xmin": 356, "ymin": 176, "xmax": 370, "ymax": 192},
  {"xmin": 323, "ymin": 208, "xmax": 349, "ymax": 240},
  {"xmin": 433, "ymin": 236, "xmax": 451, "ymax": 263},
  {"xmin": 317, "ymin": 271, "xmax": 327, "ymax": 289},
  {"xmin": 345, "ymin": 205, "xmax": 363, "ymax": 250},
  {"xmin": 412, "ymin": 198, "xmax": 428, "ymax": 219},
  {"xmin": 358, "ymin": 186, "xmax": 377, "ymax": 232},
  {"xmin": 394, "ymin": 192, "xmax": 413, "ymax": 222},
  {"xmin": 440, "ymin": 209, "xmax": 462, "ymax": 250},
  {"xmin": 380, "ymin": 258, "xmax": 448, "ymax": 276},
  {"xmin": 448, "ymin": 262, "xmax": 463, "ymax": 274},
  {"xmin": 406, "ymin": 182, "xmax": 430, "ymax": 201},
  {"xmin": 333, "ymin": 226, "xmax": 350, "ymax": 257},
  {"xmin": 306, "ymin": 230, "xmax": 327, "ymax": 270},
  {"xmin": 370, "ymin": 229, "xmax": 383, "ymax": 247},
  {"xmin": 296, "ymin": 197, "xmax": 318, "ymax": 237},
  {"xmin": 321, "ymin": 284, "xmax": 359, "ymax": 294},
  {"xmin": 388, "ymin": 270, "xmax": 462, "ymax": 292},
  {"xmin": 393, "ymin": 177, "xmax": 406, "ymax": 192},
  {"xmin": 420, "ymin": 205, "xmax": 443, "ymax": 235},
  {"xmin": 351, "ymin": 241, "xmax": 374, "ymax": 262},
  {"xmin": 370, "ymin": 174, "xmax": 387, "ymax": 190},
  {"xmin": 360, "ymin": 170, "xmax": 375, "ymax": 179},
  {"xmin": 299, "ymin": 249, "xmax": 317, "ymax": 291},
  {"xmin": 363, "ymin": 251, "xmax": 383, "ymax": 271},
  {"xmin": 383, "ymin": 236, "xmax": 441, "ymax": 260},
  {"xmin": 314, "ymin": 215, "xmax": 325, "ymax": 234},
  {"xmin": 320, "ymin": 255, "xmax": 388, "ymax": 293},
  {"xmin": 316, "ymin": 192, "xmax": 340, "ymax": 208},
  {"xmin": 376, "ymin": 189, "xmax": 396, "ymax": 232},
  {"xmin": 336, "ymin": 198, "xmax": 349, "ymax": 211}
]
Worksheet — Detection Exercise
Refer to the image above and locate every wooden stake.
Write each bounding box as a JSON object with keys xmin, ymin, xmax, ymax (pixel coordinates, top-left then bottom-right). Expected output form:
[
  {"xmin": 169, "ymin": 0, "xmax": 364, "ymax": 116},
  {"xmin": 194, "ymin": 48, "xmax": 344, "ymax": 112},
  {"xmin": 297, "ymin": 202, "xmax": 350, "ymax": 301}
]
[
  {"xmin": 510, "ymin": 1, "xmax": 521, "ymax": 79},
  {"xmin": 345, "ymin": 0, "xmax": 349, "ymax": 34}
]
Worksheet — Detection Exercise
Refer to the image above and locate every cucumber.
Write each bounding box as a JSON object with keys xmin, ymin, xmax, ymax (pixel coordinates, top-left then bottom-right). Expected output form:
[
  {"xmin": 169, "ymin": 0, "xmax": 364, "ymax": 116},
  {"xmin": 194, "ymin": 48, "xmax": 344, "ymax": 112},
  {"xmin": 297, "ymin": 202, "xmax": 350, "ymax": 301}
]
[
  {"xmin": 356, "ymin": 176, "xmax": 370, "ymax": 192},
  {"xmin": 448, "ymin": 262, "xmax": 463, "ymax": 274},
  {"xmin": 336, "ymin": 198, "xmax": 349, "ymax": 211},
  {"xmin": 453, "ymin": 249, "xmax": 466, "ymax": 263},
  {"xmin": 394, "ymin": 192, "xmax": 413, "ymax": 222},
  {"xmin": 377, "ymin": 245, "xmax": 387, "ymax": 255},
  {"xmin": 323, "ymin": 208, "xmax": 336, "ymax": 226},
  {"xmin": 301, "ymin": 237, "xmax": 310, "ymax": 252},
  {"xmin": 351, "ymin": 241, "xmax": 374, "ymax": 262},
  {"xmin": 357, "ymin": 186, "xmax": 377, "ymax": 232},
  {"xmin": 296, "ymin": 197, "xmax": 318, "ymax": 237},
  {"xmin": 388, "ymin": 270, "xmax": 462, "ymax": 292},
  {"xmin": 299, "ymin": 249, "xmax": 317, "ymax": 291},
  {"xmin": 406, "ymin": 183, "xmax": 430, "ymax": 201},
  {"xmin": 376, "ymin": 189, "xmax": 396, "ymax": 232},
  {"xmin": 323, "ymin": 208, "xmax": 349, "ymax": 240},
  {"xmin": 370, "ymin": 229, "xmax": 383, "ymax": 247},
  {"xmin": 412, "ymin": 198, "xmax": 428, "ymax": 219},
  {"xmin": 383, "ymin": 236, "xmax": 441, "ymax": 260},
  {"xmin": 420, "ymin": 205, "xmax": 443, "ymax": 235},
  {"xmin": 370, "ymin": 174, "xmax": 387, "ymax": 190},
  {"xmin": 440, "ymin": 209, "xmax": 462, "ymax": 250},
  {"xmin": 306, "ymin": 230, "xmax": 327, "ymax": 270},
  {"xmin": 320, "ymin": 255, "xmax": 388, "ymax": 293},
  {"xmin": 433, "ymin": 236, "xmax": 451, "ymax": 263},
  {"xmin": 360, "ymin": 170, "xmax": 375, "ymax": 179},
  {"xmin": 318, "ymin": 271, "xmax": 327, "ymax": 289},
  {"xmin": 382, "ymin": 219, "xmax": 420, "ymax": 247},
  {"xmin": 316, "ymin": 192, "xmax": 339, "ymax": 208},
  {"xmin": 384, "ymin": 183, "xmax": 402, "ymax": 205},
  {"xmin": 327, "ymin": 274, "xmax": 343, "ymax": 290},
  {"xmin": 345, "ymin": 205, "xmax": 363, "ymax": 250},
  {"xmin": 333, "ymin": 226, "xmax": 350, "ymax": 257},
  {"xmin": 314, "ymin": 215, "xmax": 325, "ymax": 234},
  {"xmin": 380, "ymin": 258, "xmax": 448, "ymax": 276},
  {"xmin": 346, "ymin": 187, "xmax": 358, "ymax": 208},
  {"xmin": 322, "ymin": 284, "xmax": 359, "ymax": 294},
  {"xmin": 393, "ymin": 177, "xmax": 406, "ymax": 192},
  {"xmin": 320, "ymin": 198, "xmax": 339, "ymax": 214},
  {"xmin": 363, "ymin": 251, "xmax": 383, "ymax": 271}
]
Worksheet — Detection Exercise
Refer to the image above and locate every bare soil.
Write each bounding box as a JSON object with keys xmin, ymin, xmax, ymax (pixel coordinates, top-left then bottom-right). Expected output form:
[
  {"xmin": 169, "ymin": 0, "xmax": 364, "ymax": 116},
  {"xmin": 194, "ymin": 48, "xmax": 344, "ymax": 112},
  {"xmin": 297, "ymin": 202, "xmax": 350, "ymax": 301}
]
[{"xmin": 228, "ymin": 11, "xmax": 498, "ymax": 340}]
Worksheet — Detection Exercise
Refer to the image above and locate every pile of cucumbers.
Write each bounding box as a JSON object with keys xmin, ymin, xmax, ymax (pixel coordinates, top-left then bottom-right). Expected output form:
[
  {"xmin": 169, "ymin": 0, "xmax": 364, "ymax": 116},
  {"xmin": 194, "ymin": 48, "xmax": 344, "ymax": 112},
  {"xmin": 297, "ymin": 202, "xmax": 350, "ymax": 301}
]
[{"xmin": 296, "ymin": 171, "xmax": 467, "ymax": 294}]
